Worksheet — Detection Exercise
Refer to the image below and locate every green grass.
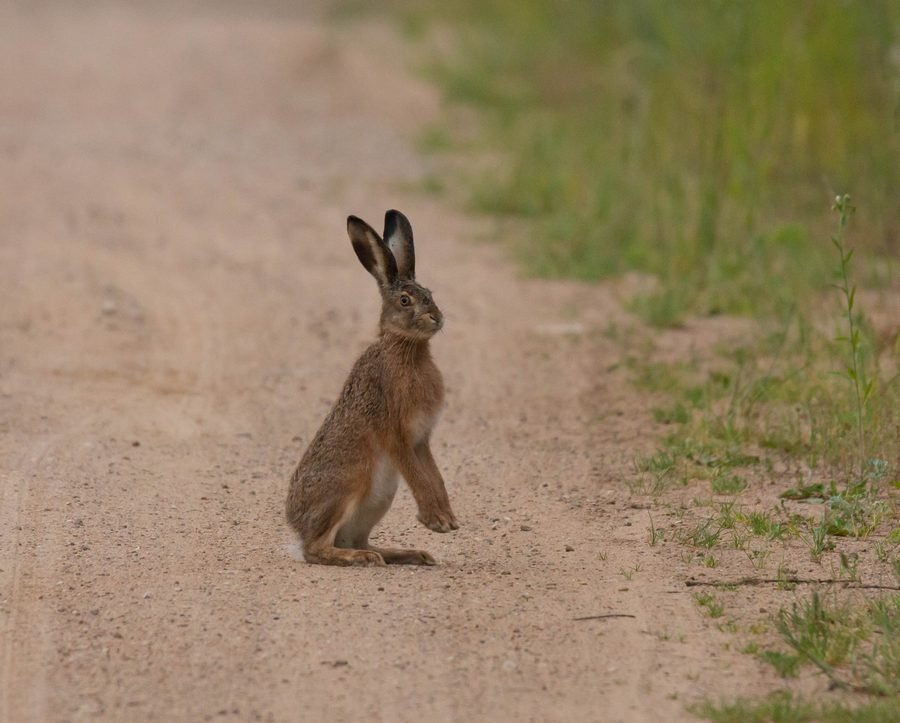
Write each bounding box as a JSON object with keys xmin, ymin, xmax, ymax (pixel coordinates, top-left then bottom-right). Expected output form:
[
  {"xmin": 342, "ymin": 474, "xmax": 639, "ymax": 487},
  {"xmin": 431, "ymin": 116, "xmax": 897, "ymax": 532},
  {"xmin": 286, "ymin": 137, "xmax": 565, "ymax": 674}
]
[
  {"xmin": 711, "ymin": 471, "xmax": 747, "ymax": 496},
  {"xmin": 782, "ymin": 478, "xmax": 890, "ymax": 541},
  {"xmin": 774, "ymin": 593, "xmax": 862, "ymax": 679},
  {"xmin": 396, "ymin": 0, "xmax": 900, "ymax": 323},
  {"xmin": 694, "ymin": 592, "xmax": 725, "ymax": 619},
  {"xmin": 758, "ymin": 650, "xmax": 801, "ymax": 678},
  {"xmin": 705, "ymin": 592, "xmax": 900, "ymax": 718},
  {"xmin": 758, "ymin": 591, "xmax": 900, "ymax": 696},
  {"xmin": 673, "ymin": 502, "xmax": 808, "ymax": 567},
  {"xmin": 694, "ymin": 691, "xmax": 900, "ymax": 723},
  {"xmin": 672, "ymin": 491, "xmax": 892, "ymax": 565},
  {"xmin": 624, "ymin": 257, "xmax": 898, "ymax": 493},
  {"xmin": 652, "ymin": 401, "xmax": 690, "ymax": 426}
]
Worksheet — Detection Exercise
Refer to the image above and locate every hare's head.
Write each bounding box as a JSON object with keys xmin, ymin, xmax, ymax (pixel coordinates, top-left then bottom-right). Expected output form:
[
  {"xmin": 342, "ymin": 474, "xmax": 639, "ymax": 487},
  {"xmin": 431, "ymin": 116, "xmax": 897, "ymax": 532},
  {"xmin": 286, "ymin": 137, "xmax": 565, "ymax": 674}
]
[{"xmin": 347, "ymin": 210, "xmax": 443, "ymax": 340}]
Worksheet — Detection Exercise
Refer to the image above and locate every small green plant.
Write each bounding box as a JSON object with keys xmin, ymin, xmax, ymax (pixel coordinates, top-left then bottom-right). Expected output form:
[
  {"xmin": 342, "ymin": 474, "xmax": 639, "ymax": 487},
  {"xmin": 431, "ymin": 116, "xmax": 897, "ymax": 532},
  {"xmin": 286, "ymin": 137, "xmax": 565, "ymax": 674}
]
[
  {"xmin": 836, "ymin": 551, "xmax": 860, "ymax": 582},
  {"xmin": 631, "ymin": 289, "xmax": 687, "ymax": 328},
  {"xmin": 826, "ymin": 483, "xmax": 887, "ymax": 538},
  {"xmin": 620, "ymin": 564, "xmax": 642, "ymax": 581},
  {"xmin": 744, "ymin": 510, "xmax": 790, "ymax": 541},
  {"xmin": 874, "ymin": 541, "xmax": 891, "ymax": 563},
  {"xmin": 758, "ymin": 650, "xmax": 801, "ymax": 677},
  {"xmin": 774, "ymin": 592, "xmax": 859, "ymax": 685},
  {"xmin": 652, "ymin": 401, "xmax": 690, "ymax": 425},
  {"xmin": 804, "ymin": 515, "xmax": 834, "ymax": 561},
  {"xmin": 715, "ymin": 501, "xmax": 739, "ymax": 530},
  {"xmin": 630, "ymin": 450, "xmax": 684, "ymax": 495},
  {"xmin": 711, "ymin": 471, "xmax": 747, "ymax": 495},
  {"xmin": 648, "ymin": 512, "xmax": 665, "ymax": 546},
  {"xmin": 780, "ymin": 482, "xmax": 826, "ymax": 501},
  {"xmin": 680, "ymin": 519, "xmax": 722, "ymax": 549},
  {"xmin": 763, "ymin": 591, "xmax": 900, "ymax": 696},
  {"xmin": 776, "ymin": 564, "xmax": 798, "ymax": 591},
  {"xmin": 637, "ymin": 450, "xmax": 676, "ymax": 474},
  {"xmin": 830, "ymin": 194, "xmax": 873, "ymax": 478},
  {"xmin": 743, "ymin": 546, "xmax": 771, "ymax": 570},
  {"xmin": 694, "ymin": 592, "xmax": 725, "ymax": 619},
  {"xmin": 717, "ymin": 619, "xmax": 739, "ymax": 634},
  {"xmin": 863, "ymin": 595, "xmax": 900, "ymax": 696}
]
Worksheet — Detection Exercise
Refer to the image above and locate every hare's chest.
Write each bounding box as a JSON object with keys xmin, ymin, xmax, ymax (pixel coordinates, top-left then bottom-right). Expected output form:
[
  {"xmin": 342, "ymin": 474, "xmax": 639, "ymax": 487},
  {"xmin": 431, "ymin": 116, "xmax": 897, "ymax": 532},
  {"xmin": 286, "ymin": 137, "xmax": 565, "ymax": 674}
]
[{"xmin": 406, "ymin": 405, "xmax": 442, "ymax": 445}]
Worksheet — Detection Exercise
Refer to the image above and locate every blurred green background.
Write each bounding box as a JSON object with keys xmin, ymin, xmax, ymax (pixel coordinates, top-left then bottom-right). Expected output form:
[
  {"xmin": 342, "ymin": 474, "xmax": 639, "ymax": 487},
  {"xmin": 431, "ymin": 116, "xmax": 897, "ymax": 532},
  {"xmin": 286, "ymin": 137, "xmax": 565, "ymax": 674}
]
[{"xmin": 387, "ymin": 0, "xmax": 899, "ymax": 323}]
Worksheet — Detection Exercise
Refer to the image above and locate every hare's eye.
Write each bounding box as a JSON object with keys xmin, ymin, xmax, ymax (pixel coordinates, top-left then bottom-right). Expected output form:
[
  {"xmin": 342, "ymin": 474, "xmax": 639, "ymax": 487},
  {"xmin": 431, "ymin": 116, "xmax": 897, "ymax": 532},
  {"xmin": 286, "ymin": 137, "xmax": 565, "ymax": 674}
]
[{"xmin": 400, "ymin": 295, "xmax": 412, "ymax": 307}]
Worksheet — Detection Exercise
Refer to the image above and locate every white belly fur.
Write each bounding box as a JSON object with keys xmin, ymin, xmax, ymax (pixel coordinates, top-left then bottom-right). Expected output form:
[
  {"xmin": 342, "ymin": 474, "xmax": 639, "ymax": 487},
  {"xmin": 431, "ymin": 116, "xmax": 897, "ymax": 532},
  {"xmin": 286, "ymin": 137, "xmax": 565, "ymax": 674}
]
[{"xmin": 334, "ymin": 454, "xmax": 399, "ymax": 548}]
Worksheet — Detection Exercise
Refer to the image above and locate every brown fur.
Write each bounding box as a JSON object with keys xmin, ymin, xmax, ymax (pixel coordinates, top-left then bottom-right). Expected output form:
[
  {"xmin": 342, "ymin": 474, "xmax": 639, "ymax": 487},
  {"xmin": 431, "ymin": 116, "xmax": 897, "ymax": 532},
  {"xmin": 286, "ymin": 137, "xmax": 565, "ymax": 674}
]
[{"xmin": 285, "ymin": 211, "xmax": 459, "ymax": 566}]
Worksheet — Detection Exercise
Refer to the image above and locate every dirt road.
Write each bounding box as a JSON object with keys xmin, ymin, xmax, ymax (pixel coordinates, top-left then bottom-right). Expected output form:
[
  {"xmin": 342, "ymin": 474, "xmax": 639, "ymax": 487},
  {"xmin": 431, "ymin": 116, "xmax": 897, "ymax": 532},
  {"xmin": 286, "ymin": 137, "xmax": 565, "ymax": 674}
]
[{"xmin": 1, "ymin": 3, "xmax": 773, "ymax": 721}]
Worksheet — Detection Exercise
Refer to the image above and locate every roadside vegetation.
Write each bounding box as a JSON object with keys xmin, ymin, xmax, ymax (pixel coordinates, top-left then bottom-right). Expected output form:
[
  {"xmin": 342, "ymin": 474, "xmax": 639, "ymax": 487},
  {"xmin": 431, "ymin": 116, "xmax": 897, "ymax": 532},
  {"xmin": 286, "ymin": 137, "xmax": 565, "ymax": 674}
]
[
  {"xmin": 400, "ymin": 0, "xmax": 899, "ymax": 320},
  {"xmin": 367, "ymin": 0, "xmax": 900, "ymax": 717}
]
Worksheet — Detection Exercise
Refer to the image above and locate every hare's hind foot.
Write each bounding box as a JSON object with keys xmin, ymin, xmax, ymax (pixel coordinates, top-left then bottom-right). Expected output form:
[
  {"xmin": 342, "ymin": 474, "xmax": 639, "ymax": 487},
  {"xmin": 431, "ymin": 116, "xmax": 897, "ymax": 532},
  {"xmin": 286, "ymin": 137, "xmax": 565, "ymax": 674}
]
[
  {"xmin": 304, "ymin": 545, "xmax": 386, "ymax": 567},
  {"xmin": 368, "ymin": 546, "xmax": 436, "ymax": 566}
]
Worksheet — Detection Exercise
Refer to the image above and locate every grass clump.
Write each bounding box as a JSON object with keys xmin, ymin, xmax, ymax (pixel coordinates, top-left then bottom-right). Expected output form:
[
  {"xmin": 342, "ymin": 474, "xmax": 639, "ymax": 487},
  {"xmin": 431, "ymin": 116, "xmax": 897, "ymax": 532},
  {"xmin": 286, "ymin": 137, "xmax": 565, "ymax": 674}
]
[
  {"xmin": 694, "ymin": 592, "xmax": 725, "ymax": 619},
  {"xmin": 773, "ymin": 592, "xmax": 861, "ymax": 679},
  {"xmin": 758, "ymin": 591, "xmax": 900, "ymax": 696},
  {"xmin": 709, "ymin": 591, "xmax": 899, "ymax": 718},
  {"xmin": 711, "ymin": 471, "xmax": 747, "ymax": 496}
]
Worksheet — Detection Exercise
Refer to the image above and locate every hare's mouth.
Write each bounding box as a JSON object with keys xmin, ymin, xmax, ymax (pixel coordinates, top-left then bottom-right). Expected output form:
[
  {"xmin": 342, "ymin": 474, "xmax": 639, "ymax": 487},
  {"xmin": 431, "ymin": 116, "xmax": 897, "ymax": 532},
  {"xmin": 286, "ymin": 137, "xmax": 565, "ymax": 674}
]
[
  {"xmin": 420, "ymin": 314, "xmax": 443, "ymax": 333},
  {"xmin": 420, "ymin": 312, "xmax": 444, "ymax": 331},
  {"xmin": 385, "ymin": 318, "xmax": 440, "ymax": 341},
  {"xmin": 398, "ymin": 317, "xmax": 441, "ymax": 340}
]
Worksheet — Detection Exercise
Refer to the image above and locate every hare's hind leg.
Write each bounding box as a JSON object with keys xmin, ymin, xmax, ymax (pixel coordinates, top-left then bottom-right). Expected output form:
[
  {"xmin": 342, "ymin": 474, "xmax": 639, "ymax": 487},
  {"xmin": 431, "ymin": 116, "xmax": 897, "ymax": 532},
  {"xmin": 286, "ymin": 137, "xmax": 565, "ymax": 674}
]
[
  {"xmin": 300, "ymin": 491, "xmax": 386, "ymax": 567},
  {"xmin": 367, "ymin": 546, "xmax": 435, "ymax": 566}
]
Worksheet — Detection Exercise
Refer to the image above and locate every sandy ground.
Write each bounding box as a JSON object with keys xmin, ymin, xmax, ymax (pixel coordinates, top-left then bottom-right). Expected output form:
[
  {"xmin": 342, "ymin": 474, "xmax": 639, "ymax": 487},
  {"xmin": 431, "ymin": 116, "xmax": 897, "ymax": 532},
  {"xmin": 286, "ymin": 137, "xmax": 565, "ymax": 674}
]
[{"xmin": 0, "ymin": 2, "xmax": 856, "ymax": 721}]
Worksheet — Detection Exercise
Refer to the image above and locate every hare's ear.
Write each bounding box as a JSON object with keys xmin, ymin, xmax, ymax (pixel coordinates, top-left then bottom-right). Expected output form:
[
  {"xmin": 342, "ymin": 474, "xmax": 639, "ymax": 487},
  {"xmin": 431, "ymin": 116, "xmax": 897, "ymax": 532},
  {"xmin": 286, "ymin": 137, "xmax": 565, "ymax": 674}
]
[
  {"xmin": 383, "ymin": 210, "xmax": 415, "ymax": 280},
  {"xmin": 347, "ymin": 215, "xmax": 398, "ymax": 287}
]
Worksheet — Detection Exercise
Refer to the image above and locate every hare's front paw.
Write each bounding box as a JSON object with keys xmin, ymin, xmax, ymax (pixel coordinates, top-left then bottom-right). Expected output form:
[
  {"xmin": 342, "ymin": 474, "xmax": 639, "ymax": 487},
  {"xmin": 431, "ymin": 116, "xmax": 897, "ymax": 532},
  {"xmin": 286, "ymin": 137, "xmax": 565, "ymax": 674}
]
[{"xmin": 418, "ymin": 509, "xmax": 460, "ymax": 533}]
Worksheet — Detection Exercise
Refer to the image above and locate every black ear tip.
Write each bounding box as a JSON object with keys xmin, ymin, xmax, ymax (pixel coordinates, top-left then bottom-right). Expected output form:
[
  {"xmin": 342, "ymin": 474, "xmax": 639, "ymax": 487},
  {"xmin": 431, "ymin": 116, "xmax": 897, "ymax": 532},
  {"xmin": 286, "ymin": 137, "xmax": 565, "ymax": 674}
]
[
  {"xmin": 385, "ymin": 209, "xmax": 407, "ymax": 223},
  {"xmin": 384, "ymin": 210, "xmax": 413, "ymax": 238},
  {"xmin": 347, "ymin": 214, "xmax": 361, "ymax": 228}
]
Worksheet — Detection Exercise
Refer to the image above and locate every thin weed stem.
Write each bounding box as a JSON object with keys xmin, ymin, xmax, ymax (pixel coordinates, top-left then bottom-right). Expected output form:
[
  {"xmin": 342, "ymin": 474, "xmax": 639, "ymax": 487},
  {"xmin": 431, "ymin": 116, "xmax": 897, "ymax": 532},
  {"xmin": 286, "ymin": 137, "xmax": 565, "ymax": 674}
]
[{"xmin": 830, "ymin": 194, "xmax": 872, "ymax": 479}]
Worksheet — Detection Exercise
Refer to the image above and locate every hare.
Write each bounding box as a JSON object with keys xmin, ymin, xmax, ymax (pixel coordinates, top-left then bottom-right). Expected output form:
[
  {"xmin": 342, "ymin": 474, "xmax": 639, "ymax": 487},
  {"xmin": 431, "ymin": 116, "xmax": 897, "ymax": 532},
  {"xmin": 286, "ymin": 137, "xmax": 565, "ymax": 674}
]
[{"xmin": 286, "ymin": 210, "xmax": 459, "ymax": 566}]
